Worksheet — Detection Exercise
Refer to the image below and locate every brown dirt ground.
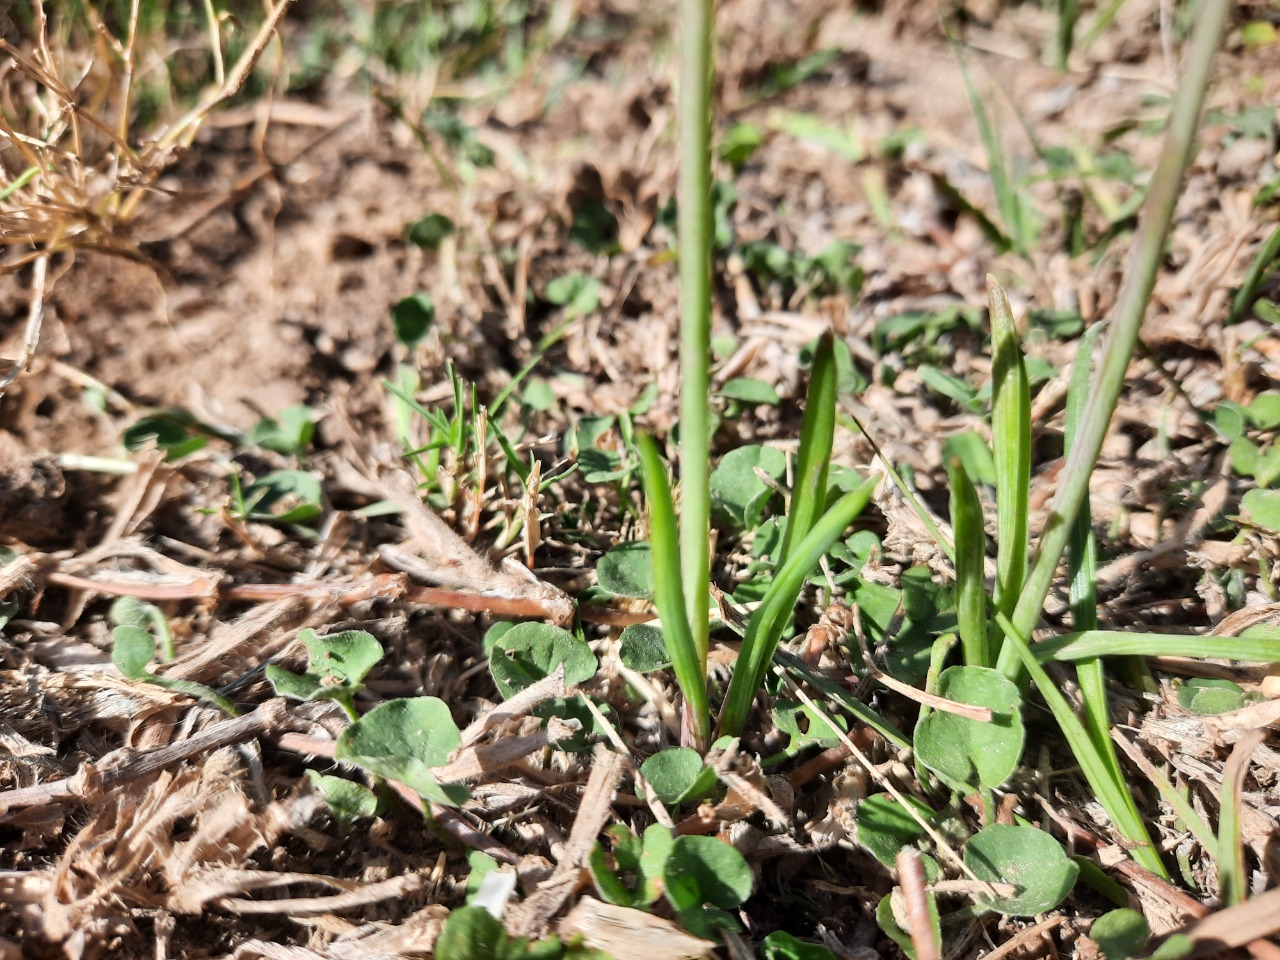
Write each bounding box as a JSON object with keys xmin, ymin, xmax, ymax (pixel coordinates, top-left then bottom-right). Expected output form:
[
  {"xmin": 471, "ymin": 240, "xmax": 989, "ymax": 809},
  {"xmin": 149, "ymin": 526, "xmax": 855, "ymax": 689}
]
[{"xmin": 1, "ymin": 0, "xmax": 1279, "ymax": 957}]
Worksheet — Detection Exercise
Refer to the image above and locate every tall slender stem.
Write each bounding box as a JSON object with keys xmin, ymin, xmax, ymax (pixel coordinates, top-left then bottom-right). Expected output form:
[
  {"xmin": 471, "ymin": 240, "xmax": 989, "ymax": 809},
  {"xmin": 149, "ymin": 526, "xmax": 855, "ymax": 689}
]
[
  {"xmin": 999, "ymin": 0, "xmax": 1230, "ymax": 674},
  {"xmin": 677, "ymin": 0, "xmax": 714, "ymax": 679}
]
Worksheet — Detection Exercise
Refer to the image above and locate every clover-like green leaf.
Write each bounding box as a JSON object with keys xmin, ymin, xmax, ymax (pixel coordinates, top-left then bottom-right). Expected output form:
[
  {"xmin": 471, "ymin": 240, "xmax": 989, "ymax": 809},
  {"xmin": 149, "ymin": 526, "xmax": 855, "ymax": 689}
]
[
  {"xmin": 247, "ymin": 404, "xmax": 316, "ymax": 455},
  {"xmin": 1242, "ymin": 488, "xmax": 1280, "ymax": 533},
  {"xmin": 618, "ymin": 623, "xmax": 671, "ymax": 673},
  {"xmin": 915, "ymin": 665, "xmax": 1024, "ymax": 792},
  {"xmin": 640, "ymin": 748, "xmax": 717, "ymax": 806},
  {"xmin": 305, "ymin": 771, "xmax": 381, "ymax": 826},
  {"xmin": 1176, "ymin": 678, "xmax": 1247, "ymax": 715},
  {"xmin": 335, "ymin": 697, "xmax": 467, "ymax": 807},
  {"xmin": 964, "ymin": 823, "xmax": 1079, "ymax": 916},
  {"xmin": 718, "ymin": 377, "xmax": 780, "ymax": 405},
  {"xmin": 774, "ymin": 699, "xmax": 846, "ymax": 751},
  {"xmin": 488, "ymin": 623, "xmax": 597, "ymax": 699},
  {"xmin": 663, "ymin": 835, "xmax": 753, "ymax": 911},
  {"xmin": 710, "ymin": 444, "xmax": 786, "ymax": 529},
  {"xmin": 406, "ymin": 213, "xmax": 455, "ymax": 251},
  {"xmin": 596, "ymin": 542, "xmax": 654, "ymax": 598},
  {"xmin": 854, "ymin": 793, "xmax": 935, "ymax": 868},
  {"xmin": 762, "ymin": 932, "xmax": 836, "ymax": 960},
  {"xmin": 112, "ymin": 624, "xmax": 157, "ymax": 680},
  {"xmin": 1091, "ymin": 908, "xmax": 1150, "ymax": 960}
]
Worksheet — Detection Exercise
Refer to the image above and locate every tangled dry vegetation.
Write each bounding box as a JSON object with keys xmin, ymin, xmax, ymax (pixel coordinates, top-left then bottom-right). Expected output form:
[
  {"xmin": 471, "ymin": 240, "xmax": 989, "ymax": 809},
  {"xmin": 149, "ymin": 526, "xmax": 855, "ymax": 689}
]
[{"xmin": 0, "ymin": 0, "xmax": 1278, "ymax": 958}]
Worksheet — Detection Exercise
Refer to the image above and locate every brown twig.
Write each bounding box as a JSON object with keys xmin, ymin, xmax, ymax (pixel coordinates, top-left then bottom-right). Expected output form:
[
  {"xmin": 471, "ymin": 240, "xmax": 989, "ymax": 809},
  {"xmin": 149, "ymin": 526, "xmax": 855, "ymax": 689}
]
[
  {"xmin": 897, "ymin": 847, "xmax": 940, "ymax": 960},
  {"xmin": 0, "ymin": 700, "xmax": 289, "ymax": 814}
]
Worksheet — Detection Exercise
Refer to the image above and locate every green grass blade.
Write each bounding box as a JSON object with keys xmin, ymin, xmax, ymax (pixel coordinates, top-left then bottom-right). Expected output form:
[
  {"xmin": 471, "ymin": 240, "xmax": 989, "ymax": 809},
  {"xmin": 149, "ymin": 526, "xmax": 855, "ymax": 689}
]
[
  {"xmin": 988, "ymin": 278, "xmax": 1030, "ymax": 674},
  {"xmin": 1034, "ymin": 628, "xmax": 1280, "ymax": 664},
  {"xmin": 677, "ymin": 0, "xmax": 715, "ymax": 678},
  {"xmin": 947, "ymin": 457, "xmax": 990, "ymax": 667},
  {"xmin": 1003, "ymin": 0, "xmax": 1229, "ymax": 671},
  {"xmin": 720, "ymin": 475, "xmax": 879, "ymax": 737},
  {"xmin": 1064, "ymin": 322, "xmax": 1125, "ymax": 784},
  {"xmin": 777, "ymin": 330, "xmax": 837, "ymax": 567},
  {"xmin": 1228, "ymin": 221, "xmax": 1280, "ymax": 326},
  {"xmin": 995, "ymin": 612, "xmax": 1166, "ymax": 878},
  {"xmin": 1217, "ymin": 730, "xmax": 1264, "ymax": 906},
  {"xmin": 638, "ymin": 434, "xmax": 711, "ymax": 750}
]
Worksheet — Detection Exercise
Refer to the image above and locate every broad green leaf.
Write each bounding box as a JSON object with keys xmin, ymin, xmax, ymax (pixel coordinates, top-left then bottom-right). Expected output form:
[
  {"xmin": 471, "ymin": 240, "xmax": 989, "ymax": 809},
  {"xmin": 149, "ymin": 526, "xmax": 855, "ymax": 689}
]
[
  {"xmin": 1091, "ymin": 908, "xmax": 1150, "ymax": 960},
  {"xmin": 915, "ymin": 665, "xmax": 1023, "ymax": 792},
  {"xmin": 640, "ymin": 748, "xmax": 717, "ymax": 806},
  {"xmin": 267, "ymin": 628, "xmax": 383, "ymax": 712},
  {"xmin": 533, "ymin": 696, "xmax": 614, "ymax": 753},
  {"xmin": 392, "ymin": 294, "xmax": 436, "ymax": 347},
  {"xmin": 718, "ymin": 377, "xmax": 780, "ymax": 405},
  {"xmin": 774, "ymin": 699, "xmax": 846, "ymax": 751},
  {"xmin": 719, "ymin": 122, "xmax": 763, "ymax": 169},
  {"xmin": 248, "ymin": 404, "xmax": 316, "ymax": 455},
  {"xmin": 710, "ymin": 444, "xmax": 786, "ymax": 529},
  {"xmin": 597, "ymin": 542, "xmax": 654, "ymax": 598},
  {"xmin": 964, "ymin": 824, "xmax": 1079, "ymax": 916},
  {"xmin": 435, "ymin": 906, "xmax": 519, "ymax": 960},
  {"xmin": 406, "ymin": 213, "xmax": 454, "ymax": 250},
  {"xmin": 544, "ymin": 273, "xmax": 601, "ymax": 318},
  {"xmin": 762, "ymin": 931, "xmax": 836, "ymax": 960},
  {"xmin": 854, "ymin": 794, "xmax": 934, "ymax": 868},
  {"xmin": 112, "ymin": 625, "xmax": 156, "ymax": 679},
  {"xmin": 1245, "ymin": 391, "xmax": 1280, "ymax": 429},
  {"xmin": 305, "ymin": 771, "xmax": 380, "ymax": 825},
  {"xmin": 663, "ymin": 835, "xmax": 753, "ymax": 910},
  {"xmin": 1176, "ymin": 678, "xmax": 1247, "ymax": 715},
  {"xmin": 335, "ymin": 697, "xmax": 467, "ymax": 807},
  {"xmin": 109, "ymin": 596, "xmax": 153, "ymax": 630},
  {"xmin": 242, "ymin": 470, "xmax": 323, "ymax": 525},
  {"xmin": 122, "ymin": 410, "xmax": 209, "ymax": 460},
  {"xmin": 1242, "ymin": 488, "xmax": 1280, "ymax": 533},
  {"xmin": 875, "ymin": 888, "xmax": 941, "ymax": 960},
  {"xmin": 488, "ymin": 623, "xmax": 597, "ymax": 699},
  {"xmin": 618, "ymin": 624, "xmax": 671, "ymax": 673}
]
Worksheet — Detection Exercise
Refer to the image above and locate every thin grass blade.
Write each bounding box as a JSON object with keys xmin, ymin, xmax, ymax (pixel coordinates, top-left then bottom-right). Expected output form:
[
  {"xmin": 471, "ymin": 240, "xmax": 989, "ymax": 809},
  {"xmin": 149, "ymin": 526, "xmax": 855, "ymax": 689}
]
[
  {"xmin": 638, "ymin": 434, "xmax": 711, "ymax": 750},
  {"xmin": 777, "ymin": 330, "xmax": 837, "ymax": 567},
  {"xmin": 1064, "ymin": 321, "xmax": 1126, "ymax": 784},
  {"xmin": 1217, "ymin": 729, "xmax": 1265, "ymax": 906},
  {"xmin": 676, "ymin": 0, "xmax": 715, "ymax": 679},
  {"xmin": 947, "ymin": 457, "xmax": 990, "ymax": 667},
  {"xmin": 720, "ymin": 475, "xmax": 879, "ymax": 737},
  {"xmin": 1034, "ymin": 629, "xmax": 1280, "ymax": 664},
  {"xmin": 988, "ymin": 277, "xmax": 1030, "ymax": 673},
  {"xmin": 995, "ymin": 612, "xmax": 1166, "ymax": 878}
]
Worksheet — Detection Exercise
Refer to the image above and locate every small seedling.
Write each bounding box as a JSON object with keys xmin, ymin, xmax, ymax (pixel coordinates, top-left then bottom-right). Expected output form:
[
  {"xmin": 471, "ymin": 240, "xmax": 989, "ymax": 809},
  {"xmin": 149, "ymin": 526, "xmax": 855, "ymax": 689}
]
[
  {"xmin": 246, "ymin": 404, "xmax": 317, "ymax": 457},
  {"xmin": 761, "ymin": 931, "xmax": 837, "ymax": 960},
  {"xmin": 266, "ymin": 628, "xmax": 384, "ymax": 721},
  {"xmin": 228, "ymin": 468, "xmax": 324, "ymax": 526},
  {"xmin": 334, "ymin": 696, "xmax": 467, "ymax": 807},
  {"xmin": 112, "ymin": 623, "xmax": 239, "ymax": 716}
]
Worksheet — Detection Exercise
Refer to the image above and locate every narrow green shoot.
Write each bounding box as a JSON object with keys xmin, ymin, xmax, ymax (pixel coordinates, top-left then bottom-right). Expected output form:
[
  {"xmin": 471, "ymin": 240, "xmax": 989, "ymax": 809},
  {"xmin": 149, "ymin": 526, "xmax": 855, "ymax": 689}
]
[
  {"xmin": 1033, "ymin": 629, "xmax": 1280, "ymax": 664},
  {"xmin": 987, "ymin": 278, "xmax": 1030, "ymax": 652},
  {"xmin": 1064, "ymin": 321, "xmax": 1126, "ymax": 784},
  {"xmin": 994, "ymin": 612, "xmax": 1165, "ymax": 878},
  {"xmin": 1228, "ymin": 221, "xmax": 1280, "ymax": 326},
  {"xmin": 776, "ymin": 331, "xmax": 837, "ymax": 567},
  {"xmin": 947, "ymin": 457, "xmax": 990, "ymax": 667},
  {"xmin": 1000, "ymin": 0, "xmax": 1229, "ymax": 681},
  {"xmin": 1216, "ymin": 729, "xmax": 1264, "ymax": 907},
  {"xmin": 676, "ymin": 0, "xmax": 715, "ymax": 677},
  {"xmin": 719, "ymin": 474, "xmax": 879, "ymax": 737},
  {"xmin": 638, "ymin": 434, "xmax": 711, "ymax": 750}
]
